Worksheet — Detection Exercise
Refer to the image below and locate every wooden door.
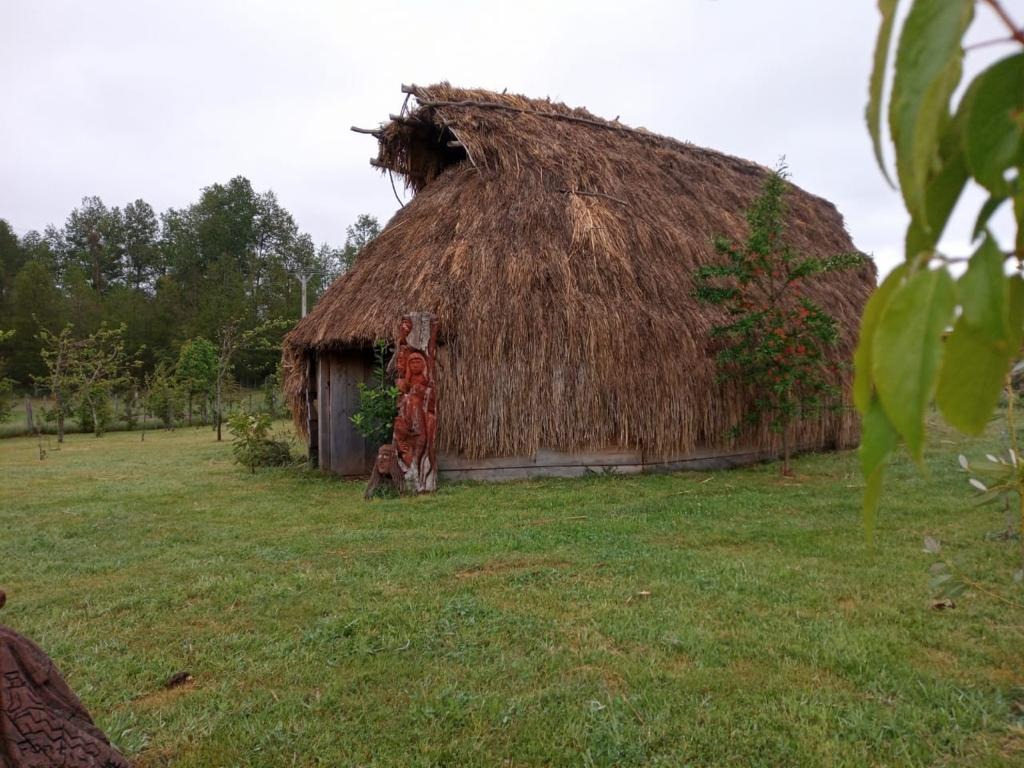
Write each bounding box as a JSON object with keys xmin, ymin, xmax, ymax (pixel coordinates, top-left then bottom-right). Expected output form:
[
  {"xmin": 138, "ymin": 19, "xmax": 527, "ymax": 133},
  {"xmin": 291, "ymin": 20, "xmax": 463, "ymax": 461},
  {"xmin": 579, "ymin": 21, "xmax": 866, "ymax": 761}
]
[{"xmin": 318, "ymin": 349, "xmax": 375, "ymax": 476}]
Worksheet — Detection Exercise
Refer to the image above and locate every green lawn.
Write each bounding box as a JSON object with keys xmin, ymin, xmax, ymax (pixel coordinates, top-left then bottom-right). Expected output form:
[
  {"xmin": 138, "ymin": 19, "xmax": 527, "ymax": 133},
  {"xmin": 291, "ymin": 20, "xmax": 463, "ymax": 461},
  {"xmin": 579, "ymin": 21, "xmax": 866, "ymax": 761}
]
[{"xmin": 1, "ymin": 421, "xmax": 1022, "ymax": 766}]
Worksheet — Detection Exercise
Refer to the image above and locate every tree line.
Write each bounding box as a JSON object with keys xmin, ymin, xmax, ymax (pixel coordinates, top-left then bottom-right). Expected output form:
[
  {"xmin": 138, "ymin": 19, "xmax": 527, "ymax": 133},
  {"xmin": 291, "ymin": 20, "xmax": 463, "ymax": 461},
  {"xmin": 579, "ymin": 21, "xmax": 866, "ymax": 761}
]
[{"xmin": 0, "ymin": 175, "xmax": 380, "ymax": 430}]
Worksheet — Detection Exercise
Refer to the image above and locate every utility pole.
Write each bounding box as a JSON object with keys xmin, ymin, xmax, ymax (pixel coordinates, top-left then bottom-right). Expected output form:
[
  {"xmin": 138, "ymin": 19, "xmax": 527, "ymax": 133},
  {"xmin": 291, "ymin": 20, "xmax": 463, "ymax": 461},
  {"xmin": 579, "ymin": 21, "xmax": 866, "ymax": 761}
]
[{"xmin": 298, "ymin": 272, "xmax": 310, "ymax": 318}]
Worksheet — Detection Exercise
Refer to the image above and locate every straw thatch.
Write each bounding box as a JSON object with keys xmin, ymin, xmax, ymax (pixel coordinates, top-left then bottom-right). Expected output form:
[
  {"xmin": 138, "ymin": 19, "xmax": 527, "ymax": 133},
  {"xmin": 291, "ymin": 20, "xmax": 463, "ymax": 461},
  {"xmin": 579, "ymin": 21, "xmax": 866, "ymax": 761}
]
[{"xmin": 284, "ymin": 83, "xmax": 876, "ymax": 461}]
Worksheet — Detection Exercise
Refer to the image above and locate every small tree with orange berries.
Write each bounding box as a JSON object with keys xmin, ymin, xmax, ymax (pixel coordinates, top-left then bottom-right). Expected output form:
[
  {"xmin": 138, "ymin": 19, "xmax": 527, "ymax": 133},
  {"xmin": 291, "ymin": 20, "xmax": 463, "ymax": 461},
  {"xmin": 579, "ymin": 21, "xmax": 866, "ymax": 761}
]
[{"xmin": 694, "ymin": 164, "xmax": 865, "ymax": 475}]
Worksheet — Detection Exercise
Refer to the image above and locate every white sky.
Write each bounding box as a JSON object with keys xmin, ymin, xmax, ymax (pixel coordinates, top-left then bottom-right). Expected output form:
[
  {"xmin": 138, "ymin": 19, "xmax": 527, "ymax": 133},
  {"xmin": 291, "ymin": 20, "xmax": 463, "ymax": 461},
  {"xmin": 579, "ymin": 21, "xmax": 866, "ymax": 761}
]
[{"xmin": 1, "ymin": 0, "xmax": 1019, "ymax": 277}]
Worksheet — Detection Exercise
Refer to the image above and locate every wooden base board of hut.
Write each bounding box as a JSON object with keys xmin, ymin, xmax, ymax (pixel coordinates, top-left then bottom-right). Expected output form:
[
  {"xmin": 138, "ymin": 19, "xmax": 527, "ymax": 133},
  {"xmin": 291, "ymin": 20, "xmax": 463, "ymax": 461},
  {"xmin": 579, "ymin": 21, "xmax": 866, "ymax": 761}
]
[
  {"xmin": 435, "ymin": 443, "xmax": 834, "ymax": 482},
  {"xmin": 315, "ymin": 436, "xmax": 833, "ymax": 481}
]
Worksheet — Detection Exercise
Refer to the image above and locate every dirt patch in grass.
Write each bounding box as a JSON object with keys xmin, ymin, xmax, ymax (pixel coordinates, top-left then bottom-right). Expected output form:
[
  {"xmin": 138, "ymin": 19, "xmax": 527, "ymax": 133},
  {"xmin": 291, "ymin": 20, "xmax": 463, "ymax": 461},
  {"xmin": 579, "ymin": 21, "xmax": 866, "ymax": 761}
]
[
  {"xmin": 836, "ymin": 596, "xmax": 859, "ymax": 614},
  {"xmin": 983, "ymin": 663, "xmax": 1024, "ymax": 687},
  {"xmin": 922, "ymin": 647, "xmax": 959, "ymax": 672},
  {"xmin": 1002, "ymin": 727, "xmax": 1024, "ymax": 757},
  {"xmin": 133, "ymin": 677, "xmax": 197, "ymax": 711}
]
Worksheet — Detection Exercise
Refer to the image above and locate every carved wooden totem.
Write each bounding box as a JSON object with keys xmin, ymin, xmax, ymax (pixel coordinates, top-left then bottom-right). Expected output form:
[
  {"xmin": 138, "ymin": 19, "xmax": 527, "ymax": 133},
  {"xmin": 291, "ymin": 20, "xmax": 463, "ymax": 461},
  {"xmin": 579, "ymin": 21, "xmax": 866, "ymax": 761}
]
[
  {"xmin": 0, "ymin": 591, "xmax": 131, "ymax": 768},
  {"xmin": 365, "ymin": 312, "xmax": 438, "ymax": 498}
]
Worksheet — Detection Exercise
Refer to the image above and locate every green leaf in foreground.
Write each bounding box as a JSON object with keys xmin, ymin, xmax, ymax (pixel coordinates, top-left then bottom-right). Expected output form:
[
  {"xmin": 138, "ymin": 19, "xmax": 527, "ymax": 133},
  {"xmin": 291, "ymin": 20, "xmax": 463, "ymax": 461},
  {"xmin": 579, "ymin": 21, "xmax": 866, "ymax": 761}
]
[
  {"xmin": 962, "ymin": 53, "xmax": 1024, "ymax": 195},
  {"xmin": 936, "ymin": 238, "xmax": 1024, "ymax": 433},
  {"xmin": 860, "ymin": 397, "xmax": 899, "ymax": 541},
  {"xmin": 920, "ymin": 118, "xmax": 969, "ymax": 243},
  {"xmin": 888, "ymin": 0, "xmax": 973, "ymax": 225},
  {"xmin": 936, "ymin": 321, "xmax": 1010, "ymax": 434},
  {"xmin": 853, "ymin": 264, "xmax": 907, "ymax": 413},
  {"xmin": 866, "ymin": 0, "xmax": 899, "ymax": 185},
  {"xmin": 872, "ymin": 267, "xmax": 955, "ymax": 462},
  {"xmin": 972, "ymin": 194, "xmax": 1008, "ymax": 241},
  {"xmin": 957, "ymin": 234, "xmax": 1009, "ymax": 338}
]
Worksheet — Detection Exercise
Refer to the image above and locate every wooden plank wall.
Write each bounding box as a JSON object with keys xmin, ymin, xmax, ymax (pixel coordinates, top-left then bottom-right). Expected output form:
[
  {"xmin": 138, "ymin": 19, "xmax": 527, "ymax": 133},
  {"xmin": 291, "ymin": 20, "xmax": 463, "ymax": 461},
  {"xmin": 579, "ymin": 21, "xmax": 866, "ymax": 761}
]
[
  {"xmin": 318, "ymin": 350, "xmax": 375, "ymax": 476},
  {"xmin": 306, "ymin": 353, "xmax": 319, "ymax": 468},
  {"xmin": 317, "ymin": 355, "xmax": 331, "ymax": 472}
]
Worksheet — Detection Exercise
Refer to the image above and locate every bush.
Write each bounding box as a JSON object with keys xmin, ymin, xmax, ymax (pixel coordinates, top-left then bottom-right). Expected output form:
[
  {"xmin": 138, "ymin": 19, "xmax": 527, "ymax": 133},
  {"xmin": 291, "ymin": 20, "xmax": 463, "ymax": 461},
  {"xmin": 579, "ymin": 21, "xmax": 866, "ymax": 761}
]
[
  {"xmin": 75, "ymin": 390, "xmax": 114, "ymax": 435},
  {"xmin": 147, "ymin": 363, "xmax": 185, "ymax": 428},
  {"xmin": 263, "ymin": 364, "xmax": 288, "ymax": 418},
  {"xmin": 121, "ymin": 389, "xmax": 140, "ymax": 429},
  {"xmin": 228, "ymin": 412, "xmax": 293, "ymax": 472},
  {"xmin": 351, "ymin": 340, "xmax": 399, "ymax": 447},
  {"xmin": 0, "ymin": 378, "xmax": 13, "ymax": 424}
]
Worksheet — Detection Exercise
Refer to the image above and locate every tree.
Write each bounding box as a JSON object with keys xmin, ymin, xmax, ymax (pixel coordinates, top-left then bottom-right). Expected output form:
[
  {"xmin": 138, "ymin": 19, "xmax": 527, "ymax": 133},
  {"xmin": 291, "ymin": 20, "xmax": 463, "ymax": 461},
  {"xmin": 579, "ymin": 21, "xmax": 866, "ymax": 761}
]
[
  {"xmin": 318, "ymin": 242, "xmax": 345, "ymax": 285},
  {"xmin": 36, "ymin": 326, "xmax": 75, "ymax": 442},
  {"xmin": 175, "ymin": 337, "xmax": 217, "ymax": 424},
  {"xmin": 694, "ymin": 166, "xmax": 865, "ymax": 475},
  {"xmin": 0, "ymin": 329, "xmax": 14, "ymax": 423},
  {"xmin": 0, "ymin": 219, "xmax": 26, "ymax": 310},
  {"xmin": 37, "ymin": 324, "xmax": 138, "ymax": 438},
  {"xmin": 212, "ymin": 319, "xmax": 290, "ymax": 441},
  {"xmin": 340, "ymin": 214, "xmax": 381, "ymax": 272},
  {"xmin": 121, "ymin": 199, "xmax": 161, "ymax": 292},
  {"xmin": 859, "ymin": 0, "xmax": 1024, "ymax": 539},
  {"xmin": 67, "ymin": 324, "xmax": 138, "ymax": 437},
  {"xmin": 1, "ymin": 177, "xmax": 341, "ymax": 393},
  {"xmin": 6, "ymin": 259, "xmax": 64, "ymax": 384},
  {"xmin": 58, "ymin": 196, "xmax": 123, "ymax": 292},
  {"xmin": 213, "ymin": 321, "xmax": 241, "ymax": 442},
  {"xmin": 146, "ymin": 362, "xmax": 185, "ymax": 428}
]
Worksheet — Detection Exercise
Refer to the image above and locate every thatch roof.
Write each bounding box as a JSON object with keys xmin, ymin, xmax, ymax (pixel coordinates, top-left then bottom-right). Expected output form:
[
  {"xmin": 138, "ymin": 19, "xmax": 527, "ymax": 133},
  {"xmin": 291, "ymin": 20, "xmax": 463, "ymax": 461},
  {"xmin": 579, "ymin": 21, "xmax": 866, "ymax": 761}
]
[{"xmin": 285, "ymin": 83, "xmax": 876, "ymax": 460}]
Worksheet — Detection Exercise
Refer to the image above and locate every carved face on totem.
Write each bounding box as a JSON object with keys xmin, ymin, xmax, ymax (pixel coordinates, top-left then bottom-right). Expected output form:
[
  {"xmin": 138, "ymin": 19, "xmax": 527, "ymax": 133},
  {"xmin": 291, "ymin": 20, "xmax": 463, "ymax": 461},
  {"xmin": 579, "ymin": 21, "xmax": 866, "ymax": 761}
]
[
  {"xmin": 398, "ymin": 318, "xmax": 413, "ymax": 340},
  {"xmin": 407, "ymin": 351, "xmax": 427, "ymax": 381},
  {"xmin": 375, "ymin": 444, "xmax": 396, "ymax": 474}
]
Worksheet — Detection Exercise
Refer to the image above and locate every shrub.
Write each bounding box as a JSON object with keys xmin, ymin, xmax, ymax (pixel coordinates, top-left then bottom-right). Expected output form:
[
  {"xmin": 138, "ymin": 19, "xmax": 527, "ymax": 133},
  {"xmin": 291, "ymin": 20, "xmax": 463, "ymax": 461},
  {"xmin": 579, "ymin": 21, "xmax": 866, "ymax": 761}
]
[
  {"xmin": 263, "ymin": 363, "xmax": 287, "ymax": 418},
  {"xmin": 75, "ymin": 388, "xmax": 113, "ymax": 435},
  {"xmin": 228, "ymin": 411, "xmax": 293, "ymax": 472},
  {"xmin": 146, "ymin": 363, "xmax": 185, "ymax": 428},
  {"xmin": 176, "ymin": 337, "xmax": 217, "ymax": 424},
  {"xmin": 121, "ymin": 388, "xmax": 140, "ymax": 429},
  {"xmin": 0, "ymin": 377, "xmax": 13, "ymax": 424},
  {"xmin": 351, "ymin": 340, "xmax": 399, "ymax": 447}
]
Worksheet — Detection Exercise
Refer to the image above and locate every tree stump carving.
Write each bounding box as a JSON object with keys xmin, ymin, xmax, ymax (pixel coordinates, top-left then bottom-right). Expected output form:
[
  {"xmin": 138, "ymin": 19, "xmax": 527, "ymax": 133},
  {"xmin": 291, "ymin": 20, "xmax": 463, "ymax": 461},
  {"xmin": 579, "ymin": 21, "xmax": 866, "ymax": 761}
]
[
  {"xmin": 0, "ymin": 591, "xmax": 130, "ymax": 768},
  {"xmin": 365, "ymin": 312, "xmax": 438, "ymax": 498}
]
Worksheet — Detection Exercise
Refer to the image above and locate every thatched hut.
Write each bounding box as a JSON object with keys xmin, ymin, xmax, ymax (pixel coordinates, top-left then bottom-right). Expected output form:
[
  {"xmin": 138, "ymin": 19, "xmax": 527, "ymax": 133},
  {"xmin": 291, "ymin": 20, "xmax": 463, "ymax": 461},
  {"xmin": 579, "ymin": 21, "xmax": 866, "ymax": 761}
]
[{"xmin": 284, "ymin": 83, "xmax": 875, "ymax": 479}]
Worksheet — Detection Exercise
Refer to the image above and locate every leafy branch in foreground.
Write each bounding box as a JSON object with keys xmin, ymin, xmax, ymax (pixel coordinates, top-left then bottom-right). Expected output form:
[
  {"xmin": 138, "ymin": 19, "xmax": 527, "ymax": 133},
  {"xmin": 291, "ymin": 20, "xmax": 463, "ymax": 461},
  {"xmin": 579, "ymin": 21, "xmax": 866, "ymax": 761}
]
[{"xmin": 859, "ymin": 0, "xmax": 1024, "ymax": 555}]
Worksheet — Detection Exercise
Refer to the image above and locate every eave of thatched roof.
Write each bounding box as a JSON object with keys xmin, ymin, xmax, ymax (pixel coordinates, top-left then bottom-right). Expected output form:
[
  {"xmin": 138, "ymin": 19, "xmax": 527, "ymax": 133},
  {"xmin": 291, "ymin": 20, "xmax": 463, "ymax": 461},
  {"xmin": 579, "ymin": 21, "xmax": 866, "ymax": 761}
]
[{"xmin": 285, "ymin": 82, "xmax": 876, "ymax": 459}]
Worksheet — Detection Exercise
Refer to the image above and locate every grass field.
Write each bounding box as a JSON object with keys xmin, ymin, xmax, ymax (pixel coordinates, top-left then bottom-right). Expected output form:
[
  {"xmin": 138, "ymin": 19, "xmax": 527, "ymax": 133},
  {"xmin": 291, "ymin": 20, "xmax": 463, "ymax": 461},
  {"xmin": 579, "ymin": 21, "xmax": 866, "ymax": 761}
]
[{"xmin": 1, "ymin": 420, "xmax": 1022, "ymax": 766}]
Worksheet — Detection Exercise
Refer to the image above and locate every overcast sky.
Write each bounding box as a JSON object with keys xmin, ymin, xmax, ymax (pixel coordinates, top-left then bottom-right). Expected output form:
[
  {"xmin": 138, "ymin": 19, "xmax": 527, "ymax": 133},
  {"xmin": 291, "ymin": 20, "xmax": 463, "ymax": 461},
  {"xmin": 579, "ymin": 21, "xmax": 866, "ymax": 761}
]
[{"xmin": 1, "ymin": 0, "xmax": 1018, "ymax": 277}]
